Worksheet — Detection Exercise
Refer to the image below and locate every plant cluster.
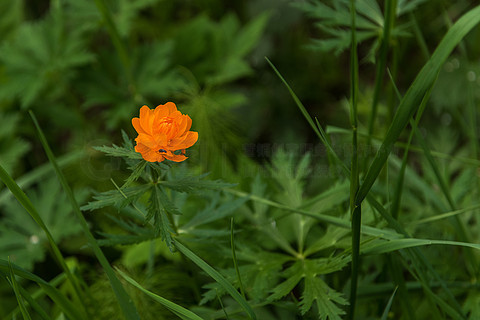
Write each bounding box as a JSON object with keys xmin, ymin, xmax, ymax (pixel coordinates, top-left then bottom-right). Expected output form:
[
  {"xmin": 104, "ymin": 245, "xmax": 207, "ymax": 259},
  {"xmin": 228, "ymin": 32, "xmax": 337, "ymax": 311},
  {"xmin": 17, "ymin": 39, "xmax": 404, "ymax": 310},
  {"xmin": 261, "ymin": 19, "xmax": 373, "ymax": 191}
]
[{"xmin": 1, "ymin": 1, "xmax": 480, "ymax": 319}]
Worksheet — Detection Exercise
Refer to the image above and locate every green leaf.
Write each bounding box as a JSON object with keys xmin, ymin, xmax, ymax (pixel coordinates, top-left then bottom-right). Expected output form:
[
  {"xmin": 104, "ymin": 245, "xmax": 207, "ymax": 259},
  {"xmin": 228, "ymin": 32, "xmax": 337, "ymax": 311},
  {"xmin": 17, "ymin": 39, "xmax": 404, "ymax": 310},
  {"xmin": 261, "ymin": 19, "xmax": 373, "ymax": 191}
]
[
  {"xmin": 300, "ymin": 276, "xmax": 347, "ymax": 320},
  {"xmin": 0, "ymin": 9, "xmax": 93, "ymax": 108},
  {"xmin": 81, "ymin": 184, "xmax": 150, "ymax": 211},
  {"xmin": 159, "ymin": 173, "xmax": 234, "ymax": 193},
  {"xmin": 147, "ymin": 185, "xmax": 175, "ymax": 249},
  {"xmin": 7, "ymin": 258, "xmax": 33, "ymax": 320},
  {"xmin": 93, "ymin": 144, "xmax": 143, "ymax": 160},
  {"xmin": 181, "ymin": 193, "xmax": 247, "ymax": 230}
]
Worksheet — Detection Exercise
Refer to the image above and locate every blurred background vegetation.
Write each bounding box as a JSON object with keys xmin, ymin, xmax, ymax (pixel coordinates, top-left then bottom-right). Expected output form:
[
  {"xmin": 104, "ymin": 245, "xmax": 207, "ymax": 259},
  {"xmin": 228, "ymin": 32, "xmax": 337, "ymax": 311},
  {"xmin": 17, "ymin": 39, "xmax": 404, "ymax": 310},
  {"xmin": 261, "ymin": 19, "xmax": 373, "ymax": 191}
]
[{"xmin": 1, "ymin": 0, "xmax": 480, "ymax": 318}]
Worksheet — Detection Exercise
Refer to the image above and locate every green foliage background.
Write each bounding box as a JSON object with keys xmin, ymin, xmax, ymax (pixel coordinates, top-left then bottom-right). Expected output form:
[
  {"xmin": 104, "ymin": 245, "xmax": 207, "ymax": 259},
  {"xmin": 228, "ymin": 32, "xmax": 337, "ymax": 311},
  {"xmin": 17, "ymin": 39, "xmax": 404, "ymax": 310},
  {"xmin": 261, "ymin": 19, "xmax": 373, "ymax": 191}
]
[{"xmin": 1, "ymin": 0, "xmax": 480, "ymax": 319}]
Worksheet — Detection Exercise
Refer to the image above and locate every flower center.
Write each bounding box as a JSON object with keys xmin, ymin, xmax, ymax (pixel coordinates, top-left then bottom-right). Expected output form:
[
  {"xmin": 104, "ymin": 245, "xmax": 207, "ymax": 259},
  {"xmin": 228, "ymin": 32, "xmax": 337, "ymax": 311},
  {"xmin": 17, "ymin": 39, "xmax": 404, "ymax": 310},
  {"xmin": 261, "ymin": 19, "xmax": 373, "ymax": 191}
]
[{"xmin": 158, "ymin": 117, "xmax": 178, "ymax": 140}]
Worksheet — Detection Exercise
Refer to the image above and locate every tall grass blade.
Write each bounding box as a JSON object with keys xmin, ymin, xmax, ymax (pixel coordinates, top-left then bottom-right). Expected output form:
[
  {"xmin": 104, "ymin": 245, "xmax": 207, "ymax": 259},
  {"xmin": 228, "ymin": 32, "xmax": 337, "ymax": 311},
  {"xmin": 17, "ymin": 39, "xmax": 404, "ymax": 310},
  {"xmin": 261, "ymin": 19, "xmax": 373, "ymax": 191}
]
[
  {"xmin": 8, "ymin": 258, "xmax": 33, "ymax": 320},
  {"xmin": 231, "ymin": 218, "xmax": 246, "ymax": 298},
  {"xmin": 348, "ymin": 0, "xmax": 361, "ymax": 318},
  {"xmin": 356, "ymin": 5, "xmax": 480, "ymax": 205},
  {"xmin": 29, "ymin": 111, "xmax": 141, "ymax": 320},
  {"xmin": 174, "ymin": 239, "xmax": 257, "ymax": 320},
  {"xmin": 116, "ymin": 268, "xmax": 204, "ymax": 320},
  {"xmin": 380, "ymin": 287, "xmax": 398, "ymax": 320}
]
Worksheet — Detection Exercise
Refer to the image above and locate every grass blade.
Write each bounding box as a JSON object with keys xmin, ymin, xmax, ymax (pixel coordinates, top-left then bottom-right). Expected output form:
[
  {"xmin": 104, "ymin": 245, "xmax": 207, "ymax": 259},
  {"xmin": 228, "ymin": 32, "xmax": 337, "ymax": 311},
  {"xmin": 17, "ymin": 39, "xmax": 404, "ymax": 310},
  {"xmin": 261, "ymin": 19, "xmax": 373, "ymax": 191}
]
[
  {"xmin": 116, "ymin": 268, "xmax": 204, "ymax": 320},
  {"xmin": 356, "ymin": 5, "xmax": 480, "ymax": 205},
  {"xmin": 380, "ymin": 287, "xmax": 398, "ymax": 320},
  {"xmin": 29, "ymin": 111, "xmax": 141, "ymax": 320},
  {"xmin": 7, "ymin": 258, "xmax": 33, "ymax": 320},
  {"xmin": 231, "ymin": 218, "xmax": 246, "ymax": 299},
  {"xmin": 174, "ymin": 239, "xmax": 257, "ymax": 320}
]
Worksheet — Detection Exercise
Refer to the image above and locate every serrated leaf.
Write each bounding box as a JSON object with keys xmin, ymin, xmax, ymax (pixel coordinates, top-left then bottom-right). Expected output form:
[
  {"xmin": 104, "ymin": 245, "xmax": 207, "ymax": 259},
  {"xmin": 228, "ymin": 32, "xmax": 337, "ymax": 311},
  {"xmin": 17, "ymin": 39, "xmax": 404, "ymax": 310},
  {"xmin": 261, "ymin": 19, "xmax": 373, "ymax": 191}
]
[
  {"xmin": 182, "ymin": 193, "xmax": 247, "ymax": 230},
  {"xmin": 300, "ymin": 276, "xmax": 347, "ymax": 319},
  {"xmin": 159, "ymin": 173, "xmax": 234, "ymax": 193},
  {"xmin": 81, "ymin": 184, "xmax": 150, "ymax": 211},
  {"xmin": 0, "ymin": 9, "xmax": 93, "ymax": 108},
  {"xmin": 93, "ymin": 144, "xmax": 142, "ymax": 160},
  {"xmin": 147, "ymin": 185, "xmax": 175, "ymax": 249}
]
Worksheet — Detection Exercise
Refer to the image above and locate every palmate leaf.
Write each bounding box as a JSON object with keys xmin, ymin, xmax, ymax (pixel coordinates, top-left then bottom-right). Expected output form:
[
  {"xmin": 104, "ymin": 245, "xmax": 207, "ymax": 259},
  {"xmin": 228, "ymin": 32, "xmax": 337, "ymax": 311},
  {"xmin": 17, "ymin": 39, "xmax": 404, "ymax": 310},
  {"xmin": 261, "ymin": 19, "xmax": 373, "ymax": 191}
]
[
  {"xmin": 0, "ymin": 8, "xmax": 93, "ymax": 108},
  {"xmin": 268, "ymin": 257, "xmax": 349, "ymax": 319},
  {"xmin": 93, "ymin": 144, "xmax": 142, "ymax": 160},
  {"xmin": 181, "ymin": 192, "xmax": 247, "ymax": 230},
  {"xmin": 81, "ymin": 184, "xmax": 150, "ymax": 211},
  {"xmin": 294, "ymin": 0, "xmax": 426, "ymax": 56},
  {"xmin": 300, "ymin": 276, "xmax": 347, "ymax": 320},
  {"xmin": 159, "ymin": 173, "xmax": 234, "ymax": 193},
  {"xmin": 0, "ymin": 113, "xmax": 30, "ymax": 175}
]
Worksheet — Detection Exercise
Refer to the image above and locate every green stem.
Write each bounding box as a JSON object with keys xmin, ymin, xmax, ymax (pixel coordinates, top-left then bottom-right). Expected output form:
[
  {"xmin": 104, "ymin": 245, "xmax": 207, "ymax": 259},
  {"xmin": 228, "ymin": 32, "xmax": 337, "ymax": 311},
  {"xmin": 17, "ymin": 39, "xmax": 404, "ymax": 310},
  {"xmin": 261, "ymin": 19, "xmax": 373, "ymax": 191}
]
[
  {"xmin": 367, "ymin": 0, "xmax": 396, "ymax": 138},
  {"xmin": 348, "ymin": 0, "xmax": 360, "ymax": 318}
]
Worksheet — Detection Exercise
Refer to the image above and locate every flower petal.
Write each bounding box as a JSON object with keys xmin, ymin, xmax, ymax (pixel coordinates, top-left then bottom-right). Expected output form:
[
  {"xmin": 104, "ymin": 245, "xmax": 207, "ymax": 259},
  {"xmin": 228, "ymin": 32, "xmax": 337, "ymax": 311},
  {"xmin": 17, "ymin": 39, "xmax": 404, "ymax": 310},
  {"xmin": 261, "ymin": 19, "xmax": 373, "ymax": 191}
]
[
  {"xmin": 154, "ymin": 104, "xmax": 170, "ymax": 119},
  {"xmin": 164, "ymin": 102, "xmax": 177, "ymax": 114},
  {"xmin": 135, "ymin": 144, "xmax": 164, "ymax": 162},
  {"xmin": 176, "ymin": 115, "xmax": 192, "ymax": 135},
  {"xmin": 139, "ymin": 105, "xmax": 154, "ymax": 133},
  {"xmin": 170, "ymin": 131, "xmax": 198, "ymax": 150},
  {"xmin": 132, "ymin": 117, "xmax": 147, "ymax": 135},
  {"xmin": 163, "ymin": 152, "xmax": 187, "ymax": 162}
]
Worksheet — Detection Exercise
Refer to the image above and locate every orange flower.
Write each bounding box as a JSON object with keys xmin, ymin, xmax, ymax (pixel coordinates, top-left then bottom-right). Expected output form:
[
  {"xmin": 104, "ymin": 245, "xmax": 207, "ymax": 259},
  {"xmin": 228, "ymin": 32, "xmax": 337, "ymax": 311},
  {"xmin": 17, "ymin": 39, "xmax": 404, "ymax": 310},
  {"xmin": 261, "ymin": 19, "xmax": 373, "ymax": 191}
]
[{"xmin": 132, "ymin": 102, "xmax": 198, "ymax": 162}]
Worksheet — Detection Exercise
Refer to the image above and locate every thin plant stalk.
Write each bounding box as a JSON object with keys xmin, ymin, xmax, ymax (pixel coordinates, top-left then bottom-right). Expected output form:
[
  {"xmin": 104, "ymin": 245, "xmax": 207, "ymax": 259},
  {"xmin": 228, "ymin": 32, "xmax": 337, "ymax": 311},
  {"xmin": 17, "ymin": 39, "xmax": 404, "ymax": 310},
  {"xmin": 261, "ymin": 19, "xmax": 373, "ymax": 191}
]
[
  {"xmin": 367, "ymin": 0, "xmax": 396, "ymax": 138},
  {"xmin": 348, "ymin": 0, "xmax": 360, "ymax": 318}
]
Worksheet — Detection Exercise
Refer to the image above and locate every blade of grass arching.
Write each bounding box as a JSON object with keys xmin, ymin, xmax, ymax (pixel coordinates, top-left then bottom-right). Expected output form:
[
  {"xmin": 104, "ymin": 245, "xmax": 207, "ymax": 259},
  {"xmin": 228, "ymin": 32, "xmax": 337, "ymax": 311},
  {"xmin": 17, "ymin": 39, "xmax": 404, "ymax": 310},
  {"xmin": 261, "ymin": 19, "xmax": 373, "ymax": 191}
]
[
  {"xmin": 116, "ymin": 268, "xmax": 204, "ymax": 320},
  {"xmin": 363, "ymin": 238, "xmax": 480, "ymax": 255},
  {"xmin": 356, "ymin": 5, "xmax": 480, "ymax": 205},
  {"xmin": 0, "ymin": 260, "xmax": 84, "ymax": 320},
  {"xmin": 348, "ymin": 0, "xmax": 360, "ymax": 318},
  {"xmin": 0, "ymin": 163, "xmax": 87, "ymax": 319},
  {"xmin": 173, "ymin": 239, "xmax": 257, "ymax": 320},
  {"xmin": 226, "ymin": 188, "xmax": 403, "ymax": 240},
  {"xmin": 412, "ymin": 204, "xmax": 480, "ymax": 226},
  {"xmin": 8, "ymin": 259, "xmax": 33, "ymax": 320},
  {"xmin": 29, "ymin": 111, "xmax": 141, "ymax": 320},
  {"xmin": 231, "ymin": 218, "xmax": 246, "ymax": 299},
  {"xmin": 266, "ymin": 57, "xmax": 349, "ymax": 174},
  {"xmin": 367, "ymin": 0, "xmax": 396, "ymax": 138},
  {"xmin": 380, "ymin": 286, "xmax": 398, "ymax": 320}
]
